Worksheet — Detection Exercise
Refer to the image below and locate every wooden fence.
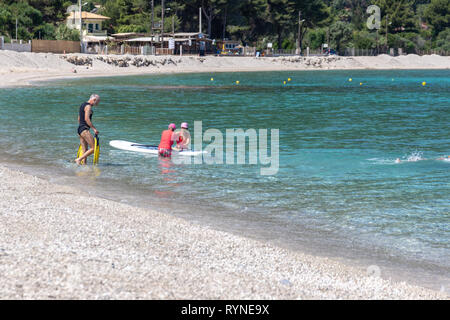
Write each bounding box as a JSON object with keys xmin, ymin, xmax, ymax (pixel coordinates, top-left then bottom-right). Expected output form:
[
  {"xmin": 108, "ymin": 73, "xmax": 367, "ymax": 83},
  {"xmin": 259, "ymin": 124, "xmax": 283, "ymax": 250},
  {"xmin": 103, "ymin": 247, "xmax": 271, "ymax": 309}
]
[
  {"xmin": 156, "ymin": 48, "xmax": 174, "ymax": 55},
  {"xmin": 31, "ymin": 40, "xmax": 80, "ymax": 54}
]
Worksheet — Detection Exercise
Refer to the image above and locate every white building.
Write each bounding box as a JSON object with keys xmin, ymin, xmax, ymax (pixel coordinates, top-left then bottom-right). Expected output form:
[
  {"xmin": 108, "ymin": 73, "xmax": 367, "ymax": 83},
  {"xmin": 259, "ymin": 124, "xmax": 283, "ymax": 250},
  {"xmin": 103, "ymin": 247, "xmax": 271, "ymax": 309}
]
[{"xmin": 67, "ymin": 11, "xmax": 111, "ymax": 52}]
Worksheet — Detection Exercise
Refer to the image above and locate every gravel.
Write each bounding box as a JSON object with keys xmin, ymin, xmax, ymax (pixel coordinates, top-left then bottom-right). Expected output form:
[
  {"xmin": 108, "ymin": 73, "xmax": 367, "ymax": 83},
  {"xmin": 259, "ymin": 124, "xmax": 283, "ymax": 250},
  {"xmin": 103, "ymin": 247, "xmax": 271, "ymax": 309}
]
[{"xmin": 0, "ymin": 165, "xmax": 446, "ymax": 299}]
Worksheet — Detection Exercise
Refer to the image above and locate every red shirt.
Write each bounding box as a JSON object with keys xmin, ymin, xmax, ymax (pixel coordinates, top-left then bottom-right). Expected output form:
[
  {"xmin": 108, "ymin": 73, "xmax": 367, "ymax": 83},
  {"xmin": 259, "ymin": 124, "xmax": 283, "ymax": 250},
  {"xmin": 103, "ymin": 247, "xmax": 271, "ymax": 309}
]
[{"xmin": 158, "ymin": 130, "xmax": 174, "ymax": 149}]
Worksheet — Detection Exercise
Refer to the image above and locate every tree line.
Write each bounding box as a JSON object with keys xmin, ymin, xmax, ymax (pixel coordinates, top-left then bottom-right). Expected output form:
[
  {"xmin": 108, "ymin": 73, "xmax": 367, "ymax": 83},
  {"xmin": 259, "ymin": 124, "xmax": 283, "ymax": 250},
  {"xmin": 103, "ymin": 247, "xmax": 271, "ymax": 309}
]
[{"xmin": 0, "ymin": 0, "xmax": 448, "ymax": 53}]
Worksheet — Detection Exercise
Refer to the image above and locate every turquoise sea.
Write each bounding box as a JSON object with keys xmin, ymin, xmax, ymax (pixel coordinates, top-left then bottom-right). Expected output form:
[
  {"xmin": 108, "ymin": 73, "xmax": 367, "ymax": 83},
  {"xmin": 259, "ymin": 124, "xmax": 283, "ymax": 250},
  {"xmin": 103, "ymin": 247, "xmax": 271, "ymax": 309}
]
[{"xmin": 0, "ymin": 70, "xmax": 449, "ymax": 291}]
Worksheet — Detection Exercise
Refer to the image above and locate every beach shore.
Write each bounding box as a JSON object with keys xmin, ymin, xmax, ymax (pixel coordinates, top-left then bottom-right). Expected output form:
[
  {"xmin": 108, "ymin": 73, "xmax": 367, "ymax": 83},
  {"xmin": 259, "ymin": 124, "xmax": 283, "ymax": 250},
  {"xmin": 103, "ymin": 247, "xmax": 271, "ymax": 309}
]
[
  {"xmin": 1, "ymin": 50, "xmax": 449, "ymax": 299},
  {"xmin": 1, "ymin": 50, "xmax": 449, "ymax": 88},
  {"xmin": 0, "ymin": 164, "xmax": 447, "ymax": 299}
]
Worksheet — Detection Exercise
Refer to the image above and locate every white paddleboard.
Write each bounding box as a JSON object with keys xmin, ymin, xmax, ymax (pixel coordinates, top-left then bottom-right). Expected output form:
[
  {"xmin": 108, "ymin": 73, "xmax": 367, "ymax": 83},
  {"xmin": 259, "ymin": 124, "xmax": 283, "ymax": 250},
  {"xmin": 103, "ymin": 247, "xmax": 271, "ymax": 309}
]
[{"xmin": 109, "ymin": 140, "xmax": 206, "ymax": 156}]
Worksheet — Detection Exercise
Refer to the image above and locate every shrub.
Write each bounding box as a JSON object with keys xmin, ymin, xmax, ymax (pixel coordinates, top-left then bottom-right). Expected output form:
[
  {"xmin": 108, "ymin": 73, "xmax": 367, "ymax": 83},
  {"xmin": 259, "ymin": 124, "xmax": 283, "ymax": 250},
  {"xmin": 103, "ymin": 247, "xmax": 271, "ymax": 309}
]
[
  {"xmin": 306, "ymin": 29, "xmax": 326, "ymax": 50},
  {"xmin": 353, "ymin": 31, "xmax": 377, "ymax": 49},
  {"xmin": 117, "ymin": 24, "xmax": 146, "ymax": 34},
  {"xmin": 55, "ymin": 24, "xmax": 80, "ymax": 41},
  {"xmin": 33, "ymin": 23, "xmax": 56, "ymax": 40},
  {"xmin": 435, "ymin": 29, "xmax": 450, "ymax": 51},
  {"xmin": 281, "ymin": 38, "xmax": 295, "ymax": 50}
]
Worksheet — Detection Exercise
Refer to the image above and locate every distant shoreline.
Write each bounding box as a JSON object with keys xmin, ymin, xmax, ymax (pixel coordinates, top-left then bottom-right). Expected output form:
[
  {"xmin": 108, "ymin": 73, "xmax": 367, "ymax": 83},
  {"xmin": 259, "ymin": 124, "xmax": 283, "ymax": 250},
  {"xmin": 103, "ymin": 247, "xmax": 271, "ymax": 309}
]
[{"xmin": 1, "ymin": 51, "xmax": 449, "ymax": 88}]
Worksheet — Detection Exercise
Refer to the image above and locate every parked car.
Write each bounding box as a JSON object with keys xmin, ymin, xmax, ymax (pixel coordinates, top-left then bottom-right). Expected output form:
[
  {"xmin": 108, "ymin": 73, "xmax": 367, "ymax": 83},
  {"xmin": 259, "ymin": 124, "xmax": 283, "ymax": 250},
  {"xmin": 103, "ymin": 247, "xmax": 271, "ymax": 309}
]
[{"xmin": 323, "ymin": 48, "xmax": 337, "ymax": 55}]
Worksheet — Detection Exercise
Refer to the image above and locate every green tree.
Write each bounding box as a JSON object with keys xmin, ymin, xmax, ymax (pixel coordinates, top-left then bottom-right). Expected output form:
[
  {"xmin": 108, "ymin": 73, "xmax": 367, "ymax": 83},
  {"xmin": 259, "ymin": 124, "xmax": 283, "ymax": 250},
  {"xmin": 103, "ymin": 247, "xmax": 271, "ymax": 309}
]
[
  {"xmin": 354, "ymin": 30, "xmax": 377, "ymax": 49},
  {"xmin": 55, "ymin": 23, "xmax": 80, "ymax": 41},
  {"xmin": 293, "ymin": 0, "xmax": 330, "ymax": 52},
  {"xmin": 372, "ymin": 0, "xmax": 418, "ymax": 35},
  {"xmin": 424, "ymin": 0, "xmax": 449, "ymax": 36},
  {"xmin": 305, "ymin": 28, "xmax": 326, "ymax": 49},
  {"xmin": 0, "ymin": 3, "xmax": 12, "ymax": 38},
  {"xmin": 388, "ymin": 32, "xmax": 417, "ymax": 52},
  {"xmin": 237, "ymin": 0, "xmax": 271, "ymax": 43},
  {"xmin": 6, "ymin": 1, "xmax": 43, "ymax": 40},
  {"xmin": 200, "ymin": 0, "xmax": 228, "ymax": 38},
  {"xmin": 435, "ymin": 29, "xmax": 450, "ymax": 51},
  {"xmin": 0, "ymin": 0, "xmax": 447, "ymax": 51},
  {"xmin": 329, "ymin": 20, "xmax": 353, "ymax": 53},
  {"xmin": 33, "ymin": 22, "xmax": 56, "ymax": 39},
  {"xmin": 266, "ymin": 0, "xmax": 296, "ymax": 49},
  {"xmin": 27, "ymin": 0, "xmax": 68, "ymax": 23},
  {"xmin": 117, "ymin": 24, "xmax": 146, "ymax": 33}
]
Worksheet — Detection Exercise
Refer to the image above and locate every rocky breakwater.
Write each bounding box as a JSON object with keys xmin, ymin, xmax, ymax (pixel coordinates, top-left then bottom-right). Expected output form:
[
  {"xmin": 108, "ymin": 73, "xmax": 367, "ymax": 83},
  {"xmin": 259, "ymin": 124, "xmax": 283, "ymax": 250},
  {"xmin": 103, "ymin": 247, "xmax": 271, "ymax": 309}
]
[
  {"xmin": 61, "ymin": 54, "xmax": 182, "ymax": 68},
  {"xmin": 60, "ymin": 55, "xmax": 93, "ymax": 67},
  {"xmin": 96, "ymin": 55, "xmax": 181, "ymax": 67},
  {"xmin": 275, "ymin": 55, "xmax": 343, "ymax": 68}
]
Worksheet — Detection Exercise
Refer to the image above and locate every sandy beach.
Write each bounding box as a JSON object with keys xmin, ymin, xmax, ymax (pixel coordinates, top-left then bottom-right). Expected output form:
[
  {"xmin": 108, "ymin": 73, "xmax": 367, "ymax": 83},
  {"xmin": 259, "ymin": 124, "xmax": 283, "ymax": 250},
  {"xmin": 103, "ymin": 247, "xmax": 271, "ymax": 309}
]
[
  {"xmin": 1, "ymin": 50, "xmax": 449, "ymax": 299},
  {"xmin": 1, "ymin": 50, "xmax": 449, "ymax": 88},
  {"xmin": 0, "ymin": 165, "xmax": 446, "ymax": 299}
]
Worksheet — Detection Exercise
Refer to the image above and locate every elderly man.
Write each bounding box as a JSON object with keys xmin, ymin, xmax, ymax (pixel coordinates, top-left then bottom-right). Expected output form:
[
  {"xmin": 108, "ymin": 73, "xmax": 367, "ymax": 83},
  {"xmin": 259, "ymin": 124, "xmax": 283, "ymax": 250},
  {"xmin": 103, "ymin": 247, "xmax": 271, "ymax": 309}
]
[{"xmin": 75, "ymin": 94, "xmax": 100, "ymax": 165}]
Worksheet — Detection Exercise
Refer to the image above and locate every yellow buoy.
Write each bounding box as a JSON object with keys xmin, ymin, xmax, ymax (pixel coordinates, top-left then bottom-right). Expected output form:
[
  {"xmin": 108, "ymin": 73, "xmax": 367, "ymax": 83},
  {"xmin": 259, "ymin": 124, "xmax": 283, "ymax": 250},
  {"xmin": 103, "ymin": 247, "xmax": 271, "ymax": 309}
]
[
  {"xmin": 288, "ymin": 78, "xmax": 291, "ymax": 82},
  {"xmin": 349, "ymin": 78, "xmax": 352, "ymax": 82},
  {"xmin": 283, "ymin": 81, "xmax": 286, "ymax": 85},
  {"xmin": 210, "ymin": 77, "xmax": 214, "ymax": 81},
  {"xmin": 360, "ymin": 82, "xmax": 363, "ymax": 86},
  {"xmin": 422, "ymin": 81, "xmax": 426, "ymax": 86},
  {"xmin": 236, "ymin": 80, "xmax": 240, "ymax": 84}
]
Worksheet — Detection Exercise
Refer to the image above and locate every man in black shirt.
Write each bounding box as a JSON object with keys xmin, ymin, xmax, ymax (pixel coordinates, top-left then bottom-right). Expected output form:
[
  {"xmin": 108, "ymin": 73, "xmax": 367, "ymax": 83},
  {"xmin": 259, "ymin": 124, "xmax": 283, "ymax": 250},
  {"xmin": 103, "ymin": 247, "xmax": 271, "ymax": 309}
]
[{"xmin": 75, "ymin": 94, "xmax": 100, "ymax": 165}]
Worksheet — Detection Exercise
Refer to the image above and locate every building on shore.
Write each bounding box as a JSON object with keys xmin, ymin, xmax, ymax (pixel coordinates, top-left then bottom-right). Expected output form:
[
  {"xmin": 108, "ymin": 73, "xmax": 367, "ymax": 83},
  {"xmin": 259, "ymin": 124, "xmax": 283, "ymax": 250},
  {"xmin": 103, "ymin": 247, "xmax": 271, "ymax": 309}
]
[
  {"xmin": 66, "ymin": 11, "xmax": 112, "ymax": 53},
  {"xmin": 108, "ymin": 32, "xmax": 214, "ymax": 55},
  {"xmin": 64, "ymin": 12, "xmax": 217, "ymax": 56}
]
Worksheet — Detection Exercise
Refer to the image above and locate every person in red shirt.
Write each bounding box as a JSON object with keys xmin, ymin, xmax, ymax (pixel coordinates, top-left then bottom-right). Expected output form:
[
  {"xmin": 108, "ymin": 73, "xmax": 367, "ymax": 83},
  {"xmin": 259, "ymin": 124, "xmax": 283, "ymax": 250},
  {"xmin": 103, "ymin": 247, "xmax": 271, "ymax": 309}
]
[{"xmin": 158, "ymin": 123, "xmax": 176, "ymax": 157}]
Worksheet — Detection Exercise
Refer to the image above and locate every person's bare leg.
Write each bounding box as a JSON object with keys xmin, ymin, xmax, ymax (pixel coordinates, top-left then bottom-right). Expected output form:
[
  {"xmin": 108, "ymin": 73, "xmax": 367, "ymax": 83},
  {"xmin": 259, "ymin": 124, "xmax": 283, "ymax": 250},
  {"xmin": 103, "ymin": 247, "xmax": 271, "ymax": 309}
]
[
  {"xmin": 75, "ymin": 131, "xmax": 95, "ymax": 165},
  {"xmin": 76, "ymin": 136, "xmax": 85, "ymax": 165},
  {"xmin": 78, "ymin": 136, "xmax": 88, "ymax": 165}
]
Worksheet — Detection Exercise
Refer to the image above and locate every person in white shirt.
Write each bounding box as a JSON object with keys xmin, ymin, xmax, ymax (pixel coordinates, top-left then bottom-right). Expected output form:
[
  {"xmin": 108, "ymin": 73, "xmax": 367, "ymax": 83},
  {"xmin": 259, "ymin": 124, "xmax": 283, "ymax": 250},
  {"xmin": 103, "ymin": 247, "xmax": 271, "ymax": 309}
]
[{"xmin": 172, "ymin": 122, "xmax": 191, "ymax": 151}]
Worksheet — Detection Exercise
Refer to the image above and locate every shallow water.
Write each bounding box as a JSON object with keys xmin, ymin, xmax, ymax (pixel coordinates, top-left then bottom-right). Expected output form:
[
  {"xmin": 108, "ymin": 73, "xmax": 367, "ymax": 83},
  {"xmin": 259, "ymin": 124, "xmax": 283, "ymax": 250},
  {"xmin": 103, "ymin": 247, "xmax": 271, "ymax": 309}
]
[{"xmin": 1, "ymin": 70, "xmax": 449, "ymax": 291}]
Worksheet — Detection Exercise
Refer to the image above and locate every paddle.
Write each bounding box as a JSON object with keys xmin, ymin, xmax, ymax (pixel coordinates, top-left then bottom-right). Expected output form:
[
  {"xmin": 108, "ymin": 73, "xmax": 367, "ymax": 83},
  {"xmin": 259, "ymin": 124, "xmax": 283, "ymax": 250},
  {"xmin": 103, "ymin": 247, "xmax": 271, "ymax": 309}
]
[{"xmin": 131, "ymin": 143, "xmax": 158, "ymax": 148}]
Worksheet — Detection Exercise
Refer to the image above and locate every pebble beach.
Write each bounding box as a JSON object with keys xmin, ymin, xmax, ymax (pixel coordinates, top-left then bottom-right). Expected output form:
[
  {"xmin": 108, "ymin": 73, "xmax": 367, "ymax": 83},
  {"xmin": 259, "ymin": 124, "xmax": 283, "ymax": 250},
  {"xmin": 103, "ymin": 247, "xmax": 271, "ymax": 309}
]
[{"xmin": 0, "ymin": 165, "xmax": 446, "ymax": 299}]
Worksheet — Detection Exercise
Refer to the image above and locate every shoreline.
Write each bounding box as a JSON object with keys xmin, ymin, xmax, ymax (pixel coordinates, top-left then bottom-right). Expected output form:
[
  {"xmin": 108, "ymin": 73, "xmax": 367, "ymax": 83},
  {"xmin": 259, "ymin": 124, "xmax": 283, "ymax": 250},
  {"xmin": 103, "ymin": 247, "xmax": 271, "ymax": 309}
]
[
  {"xmin": 0, "ymin": 52, "xmax": 449, "ymax": 88},
  {"xmin": 0, "ymin": 163, "xmax": 447, "ymax": 299}
]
